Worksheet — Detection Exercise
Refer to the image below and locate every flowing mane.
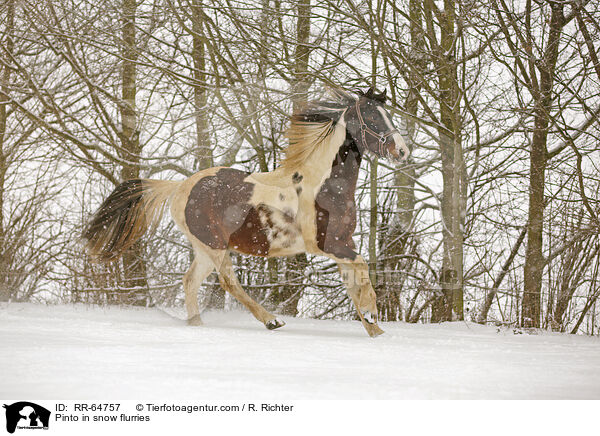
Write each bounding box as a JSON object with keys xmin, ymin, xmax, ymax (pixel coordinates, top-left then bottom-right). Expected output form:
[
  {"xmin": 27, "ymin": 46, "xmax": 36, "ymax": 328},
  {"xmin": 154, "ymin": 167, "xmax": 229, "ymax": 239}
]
[{"xmin": 281, "ymin": 101, "xmax": 347, "ymax": 171}]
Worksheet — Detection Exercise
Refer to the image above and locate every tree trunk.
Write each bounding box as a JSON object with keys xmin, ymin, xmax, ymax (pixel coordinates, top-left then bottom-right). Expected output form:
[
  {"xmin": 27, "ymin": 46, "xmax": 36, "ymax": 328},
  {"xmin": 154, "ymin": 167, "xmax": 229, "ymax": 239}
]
[
  {"xmin": 0, "ymin": 0, "xmax": 15, "ymax": 302},
  {"xmin": 268, "ymin": 0, "xmax": 312, "ymax": 315},
  {"xmin": 190, "ymin": 0, "xmax": 222, "ymax": 309},
  {"xmin": 291, "ymin": 0, "xmax": 311, "ymax": 113},
  {"xmin": 431, "ymin": 0, "xmax": 464, "ymax": 322},
  {"xmin": 378, "ymin": 0, "xmax": 422, "ymax": 321},
  {"xmin": 368, "ymin": 157, "xmax": 378, "ymax": 283},
  {"xmin": 270, "ymin": 254, "xmax": 305, "ymax": 317},
  {"xmin": 191, "ymin": 0, "xmax": 212, "ymax": 170},
  {"xmin": 522, "ymin": 2, "xmax": 563, "ymax": 328},
  {"xmin": 119, "ymin": 0, "xmax": 149, "ymax": 306}
]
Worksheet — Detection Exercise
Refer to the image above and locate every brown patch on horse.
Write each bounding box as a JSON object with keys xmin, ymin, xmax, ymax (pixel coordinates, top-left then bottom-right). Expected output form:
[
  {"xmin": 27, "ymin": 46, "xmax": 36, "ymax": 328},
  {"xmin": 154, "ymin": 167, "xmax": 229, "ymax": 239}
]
[
  {"xmin": 314, "ymin": 135, "xmax": 361, "ymax": 260},
  {"xmin": 185, "ymin": 168, "xmax": 270, "ymax": 255},
  {"xmin": 185, "ymin": 168, "xmax": 301, "ymax": 257},
  {"xmin": 229, "ymin": 206, "xmax": 271, "ymax": 256}
]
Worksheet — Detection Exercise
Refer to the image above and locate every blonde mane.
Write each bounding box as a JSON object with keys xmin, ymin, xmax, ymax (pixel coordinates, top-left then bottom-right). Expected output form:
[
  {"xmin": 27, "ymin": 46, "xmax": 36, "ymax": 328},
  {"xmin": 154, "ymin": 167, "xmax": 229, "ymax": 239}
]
[{"xmin": 281, "ymin": 117, "xmax": 336, "ymax": 171}]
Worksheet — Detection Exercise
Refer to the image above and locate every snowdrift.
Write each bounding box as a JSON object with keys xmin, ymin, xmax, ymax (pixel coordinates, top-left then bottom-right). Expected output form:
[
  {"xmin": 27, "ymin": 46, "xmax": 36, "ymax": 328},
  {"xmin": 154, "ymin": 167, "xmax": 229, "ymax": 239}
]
[{"xmin": 1, "ymin": 303, "xmax": 599, "ymax": 399}]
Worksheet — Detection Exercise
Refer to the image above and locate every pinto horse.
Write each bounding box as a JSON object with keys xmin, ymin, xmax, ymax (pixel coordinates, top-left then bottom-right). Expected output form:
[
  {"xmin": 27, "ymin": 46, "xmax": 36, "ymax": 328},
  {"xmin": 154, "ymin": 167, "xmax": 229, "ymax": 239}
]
[{"xmin": 83, "ymin": 87, "xmax": 409, "ymax": 337}]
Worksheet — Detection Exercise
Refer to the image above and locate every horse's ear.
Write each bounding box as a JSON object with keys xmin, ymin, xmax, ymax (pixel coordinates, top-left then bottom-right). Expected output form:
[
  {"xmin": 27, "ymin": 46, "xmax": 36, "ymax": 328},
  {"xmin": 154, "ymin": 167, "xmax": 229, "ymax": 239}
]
[
  {"xmin": 373, "ymin": 88, "xmax": 387, "ymax": 103},
  {"xmin": 365, "ymin": 87, "xmax": 375, "ymax": 98}
]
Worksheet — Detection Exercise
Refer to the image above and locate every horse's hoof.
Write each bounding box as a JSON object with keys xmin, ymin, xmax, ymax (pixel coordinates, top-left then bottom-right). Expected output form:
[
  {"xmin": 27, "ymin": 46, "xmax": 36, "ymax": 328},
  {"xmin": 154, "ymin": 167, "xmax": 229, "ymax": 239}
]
[
  {"xmin": 362, "ymin": 311, "xmax": 377, "ymax": 324},
  {"xmin": 265, "ymin": 318, "xmax": 285, "ymax": 330},
  {"xmin": 365, "ymin": 323, "xmax": 385, "ymax": 338},
  {"xmin": 187, "ymin": 315, "xmax": 203, "ymax": 326}
]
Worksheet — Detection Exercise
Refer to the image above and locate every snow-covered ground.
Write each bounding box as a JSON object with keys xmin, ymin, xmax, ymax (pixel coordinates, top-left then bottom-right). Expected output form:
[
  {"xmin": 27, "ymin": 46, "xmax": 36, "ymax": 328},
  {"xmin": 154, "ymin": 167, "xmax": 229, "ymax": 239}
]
[{"xmin": 2, "ymin": 303, "xmax": 599, "ymax": 399}]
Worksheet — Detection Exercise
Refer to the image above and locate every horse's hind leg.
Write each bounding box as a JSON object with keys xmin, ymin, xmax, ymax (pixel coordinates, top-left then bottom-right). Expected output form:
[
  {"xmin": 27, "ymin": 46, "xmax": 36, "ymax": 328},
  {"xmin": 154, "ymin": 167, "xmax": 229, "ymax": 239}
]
[
  {"xmin": 216, "ymin": 253, "xmax": 285, "ymax": 330},
  {"xmin": 184, "ymin": 251, "xmax": 215, "ymax": 326}
]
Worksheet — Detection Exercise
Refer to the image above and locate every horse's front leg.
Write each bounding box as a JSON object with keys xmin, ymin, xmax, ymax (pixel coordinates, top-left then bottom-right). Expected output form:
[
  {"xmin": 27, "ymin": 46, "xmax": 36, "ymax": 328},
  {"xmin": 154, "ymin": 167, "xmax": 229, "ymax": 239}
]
[{"xmin": 337, "ymin": 255, "xmax": 384, "ymax": 337}]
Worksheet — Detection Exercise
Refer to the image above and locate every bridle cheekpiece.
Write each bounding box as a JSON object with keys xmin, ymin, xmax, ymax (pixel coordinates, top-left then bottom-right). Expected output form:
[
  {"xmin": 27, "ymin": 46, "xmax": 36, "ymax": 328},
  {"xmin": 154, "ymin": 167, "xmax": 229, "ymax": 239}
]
[{"xmin": 354, "ymin": 99, "xmax": 399, "ymax": 157}]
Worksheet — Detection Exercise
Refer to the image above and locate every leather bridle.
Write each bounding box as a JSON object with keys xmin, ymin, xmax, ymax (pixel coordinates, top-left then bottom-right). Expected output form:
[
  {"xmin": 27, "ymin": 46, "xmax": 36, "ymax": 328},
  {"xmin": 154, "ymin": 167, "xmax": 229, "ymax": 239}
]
[{"xmin": 355, "ymin": 99, "xmax": 399, "ymax": 157}]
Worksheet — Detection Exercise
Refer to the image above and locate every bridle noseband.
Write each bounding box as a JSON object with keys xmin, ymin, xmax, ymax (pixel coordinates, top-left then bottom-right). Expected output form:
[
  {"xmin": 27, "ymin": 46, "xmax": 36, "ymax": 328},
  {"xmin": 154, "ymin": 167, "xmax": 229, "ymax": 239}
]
[{"xmin": 355, "ymin": 99, "xmax": 399, "ymax": 157}]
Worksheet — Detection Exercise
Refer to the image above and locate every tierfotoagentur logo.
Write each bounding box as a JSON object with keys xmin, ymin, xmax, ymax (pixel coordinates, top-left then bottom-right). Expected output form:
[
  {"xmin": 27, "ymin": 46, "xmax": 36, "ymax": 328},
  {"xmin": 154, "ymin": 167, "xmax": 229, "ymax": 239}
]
[{"xmin": 3, "ymin": 402, "xmax": 50, "ymax": 434}]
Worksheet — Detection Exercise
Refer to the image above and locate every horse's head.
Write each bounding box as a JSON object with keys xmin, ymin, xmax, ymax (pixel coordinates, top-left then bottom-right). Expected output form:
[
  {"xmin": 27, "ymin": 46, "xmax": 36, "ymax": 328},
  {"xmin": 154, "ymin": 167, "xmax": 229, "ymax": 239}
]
[{"xmin": 335, "ymin": 87, "xmax": 409, "ymax": 162}]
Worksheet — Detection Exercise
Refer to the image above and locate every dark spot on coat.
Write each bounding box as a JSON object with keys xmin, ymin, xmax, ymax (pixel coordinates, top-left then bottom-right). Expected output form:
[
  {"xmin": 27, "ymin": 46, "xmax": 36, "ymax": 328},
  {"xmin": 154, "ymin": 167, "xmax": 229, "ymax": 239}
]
[
  {"xmin": 279, "ymin": 193, "xmax": 285, "ymax": 201},
  {"xmin": 292, "ymin": 172, "xmax": 303, "ymax": 183},
  {"xmin": 282, "ymin": 208, "xmax": 294, "ymax": 223},
  {"xmin": 296, "ymin": 186, "xmax": 302, "ymax": 195}
]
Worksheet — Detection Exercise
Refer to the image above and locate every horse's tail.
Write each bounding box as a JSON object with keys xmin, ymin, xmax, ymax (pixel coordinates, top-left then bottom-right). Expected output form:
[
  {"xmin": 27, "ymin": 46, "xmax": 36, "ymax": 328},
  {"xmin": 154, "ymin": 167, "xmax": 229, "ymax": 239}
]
[{"xmin": 83, "ymin": 179, "xmax": 181, "ymax": 263}]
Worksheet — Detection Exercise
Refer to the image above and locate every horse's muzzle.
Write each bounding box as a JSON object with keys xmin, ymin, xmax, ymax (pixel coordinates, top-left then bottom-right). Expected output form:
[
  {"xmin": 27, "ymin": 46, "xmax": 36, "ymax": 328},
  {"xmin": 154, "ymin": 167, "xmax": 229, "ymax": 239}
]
[{"xmin": 386, "ymin": 133, "xmax": 410, "ymax": 162}]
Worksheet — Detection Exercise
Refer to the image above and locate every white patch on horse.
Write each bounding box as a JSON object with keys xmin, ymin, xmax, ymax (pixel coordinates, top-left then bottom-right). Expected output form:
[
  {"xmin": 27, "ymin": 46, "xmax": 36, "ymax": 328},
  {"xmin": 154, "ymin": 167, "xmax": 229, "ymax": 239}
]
[
  {"xmin": 377, "ymin": 106, "xmax": 409, "ymax": 160},
  {"xmin": 265, "ymin": 207, "xmax": 302, "ymax": 253}
]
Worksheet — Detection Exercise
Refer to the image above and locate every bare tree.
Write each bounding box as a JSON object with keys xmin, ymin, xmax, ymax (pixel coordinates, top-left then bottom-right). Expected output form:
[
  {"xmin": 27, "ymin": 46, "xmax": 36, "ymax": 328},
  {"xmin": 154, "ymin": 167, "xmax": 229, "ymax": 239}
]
[{"xmin": 1, "ymin": 0, "xmax": 598, "ymax": 334}]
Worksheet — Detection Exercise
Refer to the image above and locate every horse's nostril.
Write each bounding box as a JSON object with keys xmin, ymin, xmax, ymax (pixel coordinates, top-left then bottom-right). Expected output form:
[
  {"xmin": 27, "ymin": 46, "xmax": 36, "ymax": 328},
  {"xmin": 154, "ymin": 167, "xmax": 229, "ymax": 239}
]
[{"xmin": 393, "ymin": 133, "xmax": 409, "ymax": 161}]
